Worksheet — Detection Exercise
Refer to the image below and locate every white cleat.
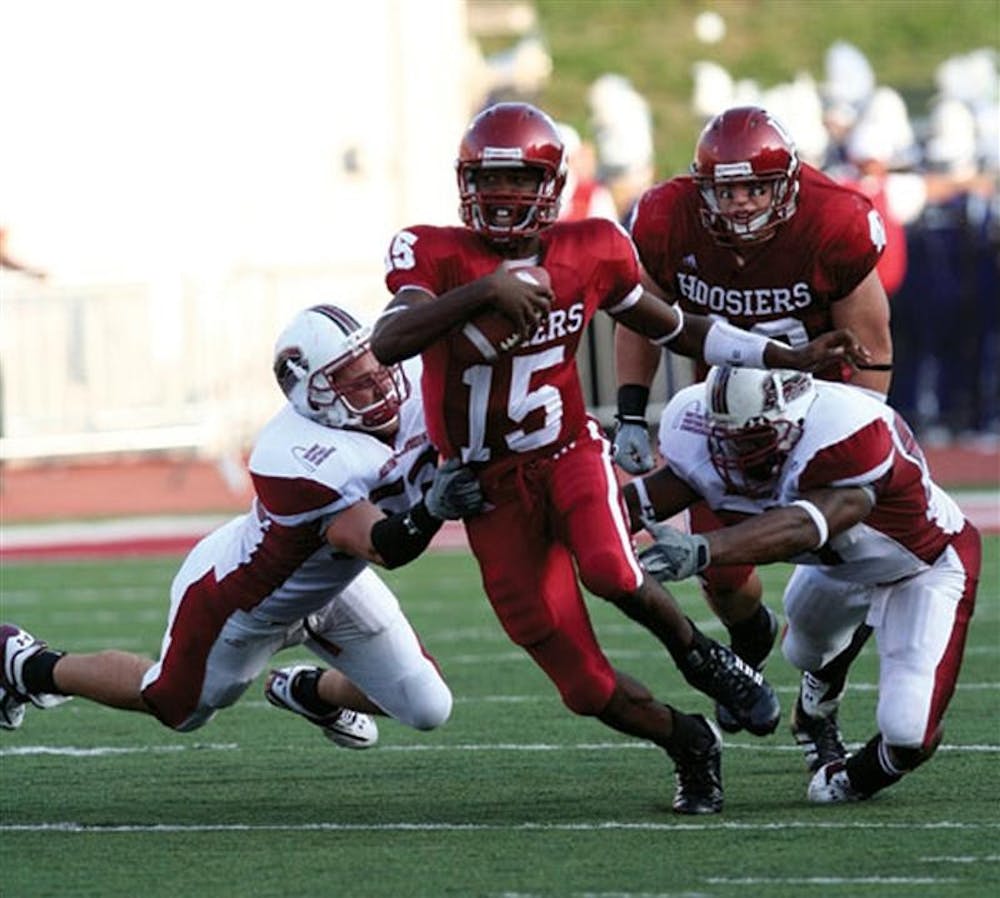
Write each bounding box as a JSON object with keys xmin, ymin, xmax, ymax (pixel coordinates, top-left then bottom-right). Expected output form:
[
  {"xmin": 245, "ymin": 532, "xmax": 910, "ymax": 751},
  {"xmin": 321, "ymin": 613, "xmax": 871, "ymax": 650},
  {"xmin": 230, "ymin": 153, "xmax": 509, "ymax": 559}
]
[
  {"xmin": 265, "ymin": 665, "xmax": 379, "ymax": 749},
  {"xmin": 0, "ymin": 624, "xmax": 71, "ymax": 710},
  {"xmin": 0, "ymin": 685, "xmax": 27, "ymax": 730},
  {"xmin": 808, "ymin": 760, "xmax": 866, "ymax": 803}
]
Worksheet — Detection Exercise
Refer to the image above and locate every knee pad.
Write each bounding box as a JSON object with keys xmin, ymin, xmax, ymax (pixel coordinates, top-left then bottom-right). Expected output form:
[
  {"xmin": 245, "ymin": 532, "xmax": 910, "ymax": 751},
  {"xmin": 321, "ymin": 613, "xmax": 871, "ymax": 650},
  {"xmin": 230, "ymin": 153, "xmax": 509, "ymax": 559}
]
[
  {"xmin": 393, "ymin": 668, "xmax": 453, "ymax": 731},
  {"xmin": 524, "ymin": 630, "xmax": 615, "ymax": 716},
  {"xmin": 578, "ymin": 546, "xmax": 639, "ymax": 601}
]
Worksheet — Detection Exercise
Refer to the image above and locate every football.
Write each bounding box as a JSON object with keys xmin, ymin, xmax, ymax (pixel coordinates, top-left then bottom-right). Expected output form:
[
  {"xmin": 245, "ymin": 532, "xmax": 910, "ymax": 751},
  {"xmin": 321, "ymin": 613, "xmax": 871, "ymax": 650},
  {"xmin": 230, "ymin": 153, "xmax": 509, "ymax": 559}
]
[
  {"xmin": 453, "ymin": 266, "xmax": 551, "ymax": 363},
  {"xmin": 511, "ymin": 265, "xmax": 551, "ymax": 290}
]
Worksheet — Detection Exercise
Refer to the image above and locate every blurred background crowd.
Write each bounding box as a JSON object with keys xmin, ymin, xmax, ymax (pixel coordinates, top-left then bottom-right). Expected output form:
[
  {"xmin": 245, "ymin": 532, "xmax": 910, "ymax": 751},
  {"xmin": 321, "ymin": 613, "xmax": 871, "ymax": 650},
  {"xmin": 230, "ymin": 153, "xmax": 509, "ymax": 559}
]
[{"xmin": 1, "ymin": 0, "xmax": 997, "ymax": 489}]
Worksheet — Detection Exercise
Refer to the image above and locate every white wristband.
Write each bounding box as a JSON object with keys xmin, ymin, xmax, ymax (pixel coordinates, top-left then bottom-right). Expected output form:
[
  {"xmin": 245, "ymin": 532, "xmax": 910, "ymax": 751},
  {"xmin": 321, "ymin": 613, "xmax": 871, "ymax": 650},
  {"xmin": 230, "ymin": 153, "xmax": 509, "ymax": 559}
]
[
  {"xmin": 631, "ymin": 477, "xmax": 658, "ymax": 528},
  {"xmin": 703, "ymin": 320, "xmax": 773, "ymax": 368},
  {"xmin": 791, "ymin": 499, "xmax": 829, "ymax": 549},
  {"xmin": 651, "ymin": 305, "xmax": 685, "ymax": 346}
]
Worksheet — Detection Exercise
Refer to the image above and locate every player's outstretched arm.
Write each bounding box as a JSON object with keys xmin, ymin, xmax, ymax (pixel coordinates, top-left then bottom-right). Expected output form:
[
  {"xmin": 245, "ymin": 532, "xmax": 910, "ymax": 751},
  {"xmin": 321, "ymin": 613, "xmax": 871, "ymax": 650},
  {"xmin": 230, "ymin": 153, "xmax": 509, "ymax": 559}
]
[
  {"xmin": 614, "ymin": 292, "xmax": 871, "ymax": 373},
  {"xmin": 325, "ymin": 462, "xmax": 484, "ymax": 570}
]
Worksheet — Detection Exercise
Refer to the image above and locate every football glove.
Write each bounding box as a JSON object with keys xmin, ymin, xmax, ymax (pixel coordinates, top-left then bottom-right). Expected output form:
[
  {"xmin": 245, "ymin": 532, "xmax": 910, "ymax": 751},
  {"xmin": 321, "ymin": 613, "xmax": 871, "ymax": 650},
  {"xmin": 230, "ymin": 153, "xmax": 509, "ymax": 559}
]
[
  {"xmin": 612, "ymin": 417, "xmax": 655, "ymax": 474},
  {"xmin": 638, "ymin": 523, "xmax": 711, "ymax": 582},
  {"xmin": 425, "ymin": 459, "xmax": 484, "ymax": 520}
]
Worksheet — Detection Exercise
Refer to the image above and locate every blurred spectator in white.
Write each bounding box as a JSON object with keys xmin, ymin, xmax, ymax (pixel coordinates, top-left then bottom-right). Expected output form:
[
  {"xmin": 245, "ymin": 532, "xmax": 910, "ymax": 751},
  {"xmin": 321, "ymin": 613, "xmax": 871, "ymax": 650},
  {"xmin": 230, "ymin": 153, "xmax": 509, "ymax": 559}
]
[
  {"xmin": 762, "ymin": 72, "xmax": 829, "ymax": 167},
  {"xmin": 823, "ymin": 40, "xmax": 875, "ymax": 112},
  {"xmin": 857, "ymin": 87, "xmax": 920, "ymax": 169},
  {"xmin": 691, "ymin": 61, "xmax": 734, "ymax": 119},
  {"xmin": 555, "ymin": 123, "xmax": 619, "ymax": 222},
  {"xmin": 924, "ymin": 97, "xmax": 980, "ymax": 178},
  {"xmin": 821, "ymin": 41, "xmax": 876, "ymax": 167},
  {"xmin": 464, "ymin": 21, "xmax": 552, "ymax": 112},
  {"xmin": 691, "ymin": 60, "xmax": 763, "ymax": 122},
  {"xmin": 587, "ymin": 73, "xmax": 655, "ymax": 220}
]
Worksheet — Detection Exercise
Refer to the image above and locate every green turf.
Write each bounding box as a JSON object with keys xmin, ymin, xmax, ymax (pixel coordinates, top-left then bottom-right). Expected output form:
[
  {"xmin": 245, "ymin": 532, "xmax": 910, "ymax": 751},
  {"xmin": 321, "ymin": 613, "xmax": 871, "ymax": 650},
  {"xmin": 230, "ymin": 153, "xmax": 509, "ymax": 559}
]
[{"xmin": 1, "ymin": 540, "xmax": 998, "ymax": 897}]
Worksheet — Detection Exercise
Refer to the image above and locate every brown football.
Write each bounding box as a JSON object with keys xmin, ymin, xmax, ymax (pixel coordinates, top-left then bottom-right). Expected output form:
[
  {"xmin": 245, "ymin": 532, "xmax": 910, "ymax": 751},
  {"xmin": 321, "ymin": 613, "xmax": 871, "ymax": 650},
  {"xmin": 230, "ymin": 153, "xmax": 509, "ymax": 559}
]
[{"xmin": 453, "ymin": 266, "xmax": 551, "ymax": 362}]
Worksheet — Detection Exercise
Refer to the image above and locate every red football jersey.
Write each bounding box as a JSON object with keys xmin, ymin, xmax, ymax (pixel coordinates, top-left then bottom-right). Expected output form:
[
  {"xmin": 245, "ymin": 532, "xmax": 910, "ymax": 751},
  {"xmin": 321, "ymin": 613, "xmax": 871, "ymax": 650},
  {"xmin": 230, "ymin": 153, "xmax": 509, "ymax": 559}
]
[
  {"xmin": 384, "ymin": 219, "xmax": 641, "ymax": 464},
  {"xmin": 630, "ymin": 163, "xmax": 885, "ymax": 381}
]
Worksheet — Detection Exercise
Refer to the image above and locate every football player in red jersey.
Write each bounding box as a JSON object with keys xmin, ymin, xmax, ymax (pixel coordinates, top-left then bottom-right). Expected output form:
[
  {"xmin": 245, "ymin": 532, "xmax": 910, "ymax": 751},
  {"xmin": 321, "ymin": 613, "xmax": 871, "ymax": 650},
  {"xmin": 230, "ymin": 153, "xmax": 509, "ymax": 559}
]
[
  {"xmin": 623, "ymin": 366, "xmax": 979, "ymax": 804},
  {"xmin": 613, "ymin": 106, "xmax": 894, "ymax": 758},
  {"xmin": 373, "ymin": 101, "xmax": 869, "ymax": 814}
]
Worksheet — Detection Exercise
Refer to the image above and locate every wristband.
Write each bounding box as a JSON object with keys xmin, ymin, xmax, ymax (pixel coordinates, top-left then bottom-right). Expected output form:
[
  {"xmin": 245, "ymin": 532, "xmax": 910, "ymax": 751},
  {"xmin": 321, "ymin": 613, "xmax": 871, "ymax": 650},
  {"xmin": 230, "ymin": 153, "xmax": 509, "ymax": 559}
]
[
  {"xmin": 616, "ymin": 383, "xmax": 650, "ymax": 419},
  {"xmin": 703, "ymin": 320, "xmax": 772, "ymax": 368},
  {"xmin": 651, "ymin": 305, "xmax": 685, "ymax": 346},
  {"xmin": 631, "ymin": 477, "xmax": 658, "ymax": 528},
  {"xmin": 791, "ymin": 499, "xmax": 829, "ymax": 549},
  {"xmin": 370, "ymin": 500, "xmax": 443, "ymax": 569}
]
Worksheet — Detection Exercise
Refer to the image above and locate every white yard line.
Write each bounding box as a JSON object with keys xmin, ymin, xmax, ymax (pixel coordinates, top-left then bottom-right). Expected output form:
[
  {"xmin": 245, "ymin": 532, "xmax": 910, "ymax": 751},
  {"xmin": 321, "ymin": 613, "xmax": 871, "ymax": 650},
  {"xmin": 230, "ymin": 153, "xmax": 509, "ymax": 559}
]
[{"xmin": 2, "ymin": 820, "xmax": 998, "ymax": 833}]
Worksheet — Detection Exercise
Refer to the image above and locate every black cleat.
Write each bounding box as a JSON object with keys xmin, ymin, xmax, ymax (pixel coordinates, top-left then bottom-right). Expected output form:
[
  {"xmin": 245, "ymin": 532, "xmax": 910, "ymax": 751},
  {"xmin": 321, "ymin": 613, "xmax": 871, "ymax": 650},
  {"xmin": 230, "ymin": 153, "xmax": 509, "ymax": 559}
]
[
  {"xmin": 669, "ymin": 715, "xmax": 723, "ymax": 815},
  {"xmin": 715, "ymin": 606, "xmax": 779, "ymax": 733},
  {"xmin": 680, "ymin": 630, "xmax": 780, "ymax": 736},
  {"xmin": 791, "ymin": 697, "xmax": 847, "ymax": 773}
]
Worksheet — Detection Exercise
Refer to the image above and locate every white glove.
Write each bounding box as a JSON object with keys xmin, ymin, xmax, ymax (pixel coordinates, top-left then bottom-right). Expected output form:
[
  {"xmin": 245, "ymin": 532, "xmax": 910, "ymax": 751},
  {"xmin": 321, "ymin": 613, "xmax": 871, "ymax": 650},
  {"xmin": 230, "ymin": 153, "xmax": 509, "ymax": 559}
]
[
  {"xmin": 612, "ymin": 417, "xmax": 655, "ymax": 474},
  {"xmin": 425, "ymin": 459, "xmax": 484, "ymax": 520},
  {"xmin": 638, "ymin": 523, "xmax": 710, "ymax": 581}
]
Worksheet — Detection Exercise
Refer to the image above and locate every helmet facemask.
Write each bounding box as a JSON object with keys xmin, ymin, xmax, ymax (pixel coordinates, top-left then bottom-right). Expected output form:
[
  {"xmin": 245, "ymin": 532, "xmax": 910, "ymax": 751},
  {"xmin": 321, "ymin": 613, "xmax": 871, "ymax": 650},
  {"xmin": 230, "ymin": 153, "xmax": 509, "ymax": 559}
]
[
  {"xmin": 696, "ymin": 170, "xmax": 799, "ymax": 245},
  {"xmin": 708, "ymin": 417, "xmax": 803, "ymax": 497},
  {"xmin": 458, "ymin": 162, "xmax": 560, "ymax": 241},
  {"xmin": 305, "ymin": 343, "xmax": 410, "ymax": 435}
]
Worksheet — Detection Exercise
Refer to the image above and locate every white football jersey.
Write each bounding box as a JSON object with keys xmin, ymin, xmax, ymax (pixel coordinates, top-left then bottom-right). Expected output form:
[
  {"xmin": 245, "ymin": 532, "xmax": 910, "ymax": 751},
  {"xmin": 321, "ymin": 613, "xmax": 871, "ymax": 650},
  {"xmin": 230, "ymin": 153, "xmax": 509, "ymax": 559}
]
[
  {"xmin": 187, "ymin": 357, "xmax": 434, "ymax": 623},
  {"xmin": 658, "ymin": 380, "xmax": 966, "ymax": 584}
]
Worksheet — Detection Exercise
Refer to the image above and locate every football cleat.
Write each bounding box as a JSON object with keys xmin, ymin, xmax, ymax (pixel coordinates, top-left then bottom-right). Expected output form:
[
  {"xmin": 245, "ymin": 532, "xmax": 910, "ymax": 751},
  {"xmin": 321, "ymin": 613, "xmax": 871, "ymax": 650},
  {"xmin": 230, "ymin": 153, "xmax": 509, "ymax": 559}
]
[
  {"xmin": 680, "ymin": 631, "xmax": 780, "ymax": 736},
  {"xmin": 791, "ymin": 696, "xmax": 847, "ymax": 773},
  {"xmin": 0, "ymin": 685, "xmax": 26, "ymax": 730},
  {"xmin": 0, "ymin": 624, "xmax": 70, "ymax": 710},
  {"xmin": 807, "ymin": 759, "xmax": 867, "ymax": 803},
  {"xmin": 799, "ymin": 669, "xmax": 845, "ymax": 718},
  {"xmin": 669, "ymin": 715, "xmax": 723, "ymax": 815},
  {"xmin": 265, "ymin": 665, "xmax": 378, "ymax": 749},
  {"xmin": 715, "ymin": 605, "xmax": 779, "ymax": 733}
]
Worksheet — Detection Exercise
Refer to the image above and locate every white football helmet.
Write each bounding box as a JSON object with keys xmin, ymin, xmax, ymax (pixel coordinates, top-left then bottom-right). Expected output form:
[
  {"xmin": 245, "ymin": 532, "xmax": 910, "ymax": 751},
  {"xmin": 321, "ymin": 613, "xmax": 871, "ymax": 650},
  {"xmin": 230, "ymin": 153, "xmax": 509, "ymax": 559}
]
[
  {"xmin": 704, "ymin": 366, "xmax": 816, "ymax": 496},
  {"xmin": 272, "ymin": 305, "xmax": 409, "ymax": 434}
]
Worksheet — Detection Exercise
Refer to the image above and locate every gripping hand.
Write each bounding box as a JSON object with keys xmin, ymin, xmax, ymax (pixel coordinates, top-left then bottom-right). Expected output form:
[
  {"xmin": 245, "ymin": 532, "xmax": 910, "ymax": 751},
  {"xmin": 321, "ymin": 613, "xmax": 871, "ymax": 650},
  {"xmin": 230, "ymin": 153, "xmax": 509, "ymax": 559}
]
[
  {"xmin": 638, "ymin": 523, "xmax": 711, "ymax": 582},
  {"xmin": 425, "ymin": 459, "xmax": 484, "ymax": 520},
  {"xmin": 612, "ymin": 417, "xmax": 655, "ymax": 475}
]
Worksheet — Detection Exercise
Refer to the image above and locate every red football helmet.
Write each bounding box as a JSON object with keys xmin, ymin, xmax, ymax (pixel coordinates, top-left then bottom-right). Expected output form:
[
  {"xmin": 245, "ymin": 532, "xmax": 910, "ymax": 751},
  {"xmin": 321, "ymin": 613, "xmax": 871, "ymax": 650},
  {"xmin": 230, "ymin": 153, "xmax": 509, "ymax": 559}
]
[
  {"xmin": 456, "ymin": 103, "xmax": 567, "ymax": 241},
  {"xmin": 692, "ymin": 106, "xmax": 800, "ymax": 245}
]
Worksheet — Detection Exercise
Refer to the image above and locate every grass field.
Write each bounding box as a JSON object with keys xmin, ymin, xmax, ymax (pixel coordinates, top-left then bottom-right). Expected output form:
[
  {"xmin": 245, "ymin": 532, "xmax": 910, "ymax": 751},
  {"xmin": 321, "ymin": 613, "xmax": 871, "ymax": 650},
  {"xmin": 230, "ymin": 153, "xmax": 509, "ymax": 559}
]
[{"xmin": 1, "ymin": 539, "xmax": 998, "ymax": 898}]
